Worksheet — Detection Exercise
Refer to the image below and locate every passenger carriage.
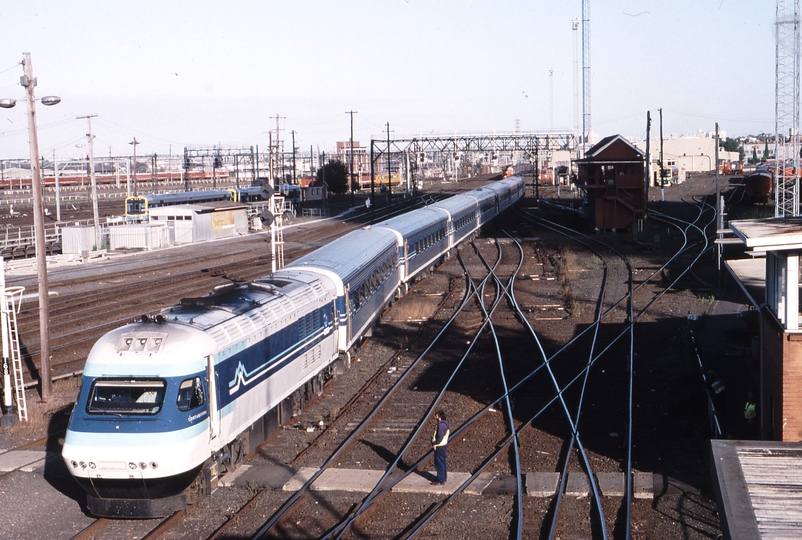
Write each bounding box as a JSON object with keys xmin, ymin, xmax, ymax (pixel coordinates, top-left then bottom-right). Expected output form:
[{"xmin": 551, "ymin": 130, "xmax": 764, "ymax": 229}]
[
  {"xmin": 429, "ymin": 194, "xmax": 480, "ymax": 250},
  {"xmin": 285, "ymin": 226, "xmax": 400, "ymax": 354},
  {"xmin": 375, "ymin": 208, "xmax": 450, "ymax": 285}
]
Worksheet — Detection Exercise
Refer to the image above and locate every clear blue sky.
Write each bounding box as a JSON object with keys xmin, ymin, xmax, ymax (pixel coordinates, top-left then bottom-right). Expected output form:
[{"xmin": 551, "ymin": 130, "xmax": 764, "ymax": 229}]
[{"xmin": 0, "ymin": 0, "xmax": 776, "ymax": 161}]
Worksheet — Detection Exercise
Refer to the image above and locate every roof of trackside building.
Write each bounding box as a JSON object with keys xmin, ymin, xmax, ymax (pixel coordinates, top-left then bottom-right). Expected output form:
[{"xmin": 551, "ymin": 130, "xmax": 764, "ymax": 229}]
[
  {"xmin": 149, "ymin": 201, "xmax": 247, "ymax": 215},
  {"xmin": 729, "ymin": 217, "xmax": 802, "ymax": 251},
  {"xmin": 711, "ymin": 440, "xmax": 802, "ymax": 540}
]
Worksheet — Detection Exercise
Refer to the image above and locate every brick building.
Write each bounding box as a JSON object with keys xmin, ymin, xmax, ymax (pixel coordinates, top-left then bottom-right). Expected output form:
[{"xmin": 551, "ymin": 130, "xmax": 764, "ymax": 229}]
[
  {"xmin": 576, "ymin": 134, "xmax": 646, "ymax": 231},
  {"xmin": 728, "ymin": 218, "xmax": 802, "ymax": 441}
]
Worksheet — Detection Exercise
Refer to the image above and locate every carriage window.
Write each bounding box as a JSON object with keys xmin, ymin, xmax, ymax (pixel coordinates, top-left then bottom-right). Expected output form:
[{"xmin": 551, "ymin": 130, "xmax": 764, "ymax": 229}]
[
  {"xmin": 177, "ymin": 377, "xmax": 205, "ymax": 412},
  {"xmin": 87, "ymin": 379, "xmax": 166, "ymax": 415}
]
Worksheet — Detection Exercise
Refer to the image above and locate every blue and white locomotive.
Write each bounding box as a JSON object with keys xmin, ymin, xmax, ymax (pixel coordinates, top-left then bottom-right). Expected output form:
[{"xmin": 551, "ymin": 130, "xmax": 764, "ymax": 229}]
[{"xmin": 62, "ymin": 175, "xmax": 525, "ymax": 518}]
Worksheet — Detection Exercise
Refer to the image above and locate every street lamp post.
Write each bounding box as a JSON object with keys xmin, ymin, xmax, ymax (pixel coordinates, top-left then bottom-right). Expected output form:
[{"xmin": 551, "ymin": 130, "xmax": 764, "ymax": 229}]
[
  {"xmin": 20, "ymin": 53, "xmax": 59, "ymax": 401},
  {"xmin": 2, "ymin": 54, "xmax": 61, "ymax": 403}
]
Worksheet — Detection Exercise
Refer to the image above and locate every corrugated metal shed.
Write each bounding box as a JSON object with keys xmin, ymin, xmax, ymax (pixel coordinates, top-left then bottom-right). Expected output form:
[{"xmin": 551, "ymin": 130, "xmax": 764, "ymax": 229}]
[
  {"xmin": 61, "ymin": 225, "xmax": 95, "ymax": 254},
  {"xmin": 109, "ymin": 223, "xmax": 172, "ymax": 250},
  {"xmin": 149, "ymin": 202, "xmax": 247, "ymax": 244},
  {"xmin": 711, "ymin": 440, "xmax": 802, "ymax": 539}
]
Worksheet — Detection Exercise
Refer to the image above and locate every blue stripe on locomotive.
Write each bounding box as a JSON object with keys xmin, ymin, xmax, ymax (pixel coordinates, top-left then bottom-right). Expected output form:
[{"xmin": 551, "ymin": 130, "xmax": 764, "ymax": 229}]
[{"xmin": 217, "ymin": 303, "xmax": 334, "ymax": 406}]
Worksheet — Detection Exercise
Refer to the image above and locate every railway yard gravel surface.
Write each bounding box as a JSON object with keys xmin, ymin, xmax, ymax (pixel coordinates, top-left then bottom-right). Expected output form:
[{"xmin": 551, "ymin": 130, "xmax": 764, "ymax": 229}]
[{"xmin": 0, "ymin": 176, "xmax": 756, "ymax": 538}]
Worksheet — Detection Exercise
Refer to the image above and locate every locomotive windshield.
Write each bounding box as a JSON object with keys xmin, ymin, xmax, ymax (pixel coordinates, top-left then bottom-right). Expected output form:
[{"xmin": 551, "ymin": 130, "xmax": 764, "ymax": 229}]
[
  {"xmin": 126, "ymin": 197, "xmax": 147, "ymax": 217},
  {"xmin": 87, "ymin": 379, "xmax": 166, "ymax": 415}
]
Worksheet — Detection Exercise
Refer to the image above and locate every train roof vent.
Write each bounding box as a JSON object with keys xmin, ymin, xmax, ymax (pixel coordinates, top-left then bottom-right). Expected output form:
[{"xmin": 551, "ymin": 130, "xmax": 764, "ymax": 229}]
[{"xmin": 117, "ymin": 332, "xmax": 168, "ymax": 354}]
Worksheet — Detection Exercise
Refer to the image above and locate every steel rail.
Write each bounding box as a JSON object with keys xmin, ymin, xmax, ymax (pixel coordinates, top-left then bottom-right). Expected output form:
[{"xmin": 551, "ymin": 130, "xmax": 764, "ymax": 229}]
[
  {"xmin": 253, "ymin": 259, "xmax": 483, "ymax": 539},
  {"xmin": 338, "ymin": 242, "xmax": 522, "ymax": 540},
  {"xmin": 323, "ymin": 244, "xmax": 508, "ymax": 540},
  {"xmin": 464, "ymin": 239, "xmax": 524, "ymax": 539},
  {"xmin": 501, "ymin": 222, "xmax": 615, "ymax": 540}
]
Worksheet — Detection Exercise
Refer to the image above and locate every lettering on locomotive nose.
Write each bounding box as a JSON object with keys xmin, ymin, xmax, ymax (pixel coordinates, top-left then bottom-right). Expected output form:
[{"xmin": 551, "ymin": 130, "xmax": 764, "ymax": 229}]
[{"xmin": 188, "ymin": 410, "xmax": 208, "ymax": 423}]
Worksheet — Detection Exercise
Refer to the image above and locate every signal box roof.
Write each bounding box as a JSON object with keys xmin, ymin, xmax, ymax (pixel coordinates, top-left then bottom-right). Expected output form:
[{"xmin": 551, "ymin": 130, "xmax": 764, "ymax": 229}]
[{"xmin": 579, "ymin": 134, "xmax": 645, "ymax": 163}]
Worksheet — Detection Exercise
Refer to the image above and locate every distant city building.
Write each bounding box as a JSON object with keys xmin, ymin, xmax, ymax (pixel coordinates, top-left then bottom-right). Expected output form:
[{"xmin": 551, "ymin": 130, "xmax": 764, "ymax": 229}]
[{"xmin": 634, "ymin": 135, "xmax": 738, "ymax": 185}]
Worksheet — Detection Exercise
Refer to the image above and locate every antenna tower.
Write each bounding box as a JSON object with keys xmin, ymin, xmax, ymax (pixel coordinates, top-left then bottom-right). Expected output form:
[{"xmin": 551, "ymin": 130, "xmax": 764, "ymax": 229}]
[
  {"xmin": 581, "ymin": 0, "xmax": 591, "ymax": 155},
  {"xmin": 775, "ymin": 0, "xmax": 800, "ymax": 217},
  {"xmin": 572, "ymin": 19, "xmax": 580, "ymax": 137}
]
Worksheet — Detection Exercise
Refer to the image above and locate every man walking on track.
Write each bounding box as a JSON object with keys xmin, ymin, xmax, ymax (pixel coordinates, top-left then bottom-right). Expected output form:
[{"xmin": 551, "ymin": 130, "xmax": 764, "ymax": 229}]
[{"xmin": 431, "ymin": 410, "xmax": 450, "ymax": 485}]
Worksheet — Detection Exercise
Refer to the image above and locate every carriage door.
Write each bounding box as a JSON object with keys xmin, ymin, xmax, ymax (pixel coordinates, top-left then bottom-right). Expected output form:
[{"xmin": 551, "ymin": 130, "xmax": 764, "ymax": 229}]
[
  {"xmin": 344, "ymin": 285, "xmax": 353, "ymax": 345},
  {"xmin": 206, "ymin": 355, "xmax": 220, "ymax": 439}
]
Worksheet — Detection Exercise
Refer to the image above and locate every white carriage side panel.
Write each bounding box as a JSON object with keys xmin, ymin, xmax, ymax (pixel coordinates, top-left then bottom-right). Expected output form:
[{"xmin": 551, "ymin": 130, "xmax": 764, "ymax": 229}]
[{"xmin": 202, "ymin": 274, "xmax": 338, "ymax": 452}]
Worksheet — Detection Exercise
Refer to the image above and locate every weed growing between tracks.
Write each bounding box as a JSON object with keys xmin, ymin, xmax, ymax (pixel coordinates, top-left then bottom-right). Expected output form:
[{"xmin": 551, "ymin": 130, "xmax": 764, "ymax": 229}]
[{"xmin": 555, "ymin": 246, "xmax": 580, "ymax": 318}]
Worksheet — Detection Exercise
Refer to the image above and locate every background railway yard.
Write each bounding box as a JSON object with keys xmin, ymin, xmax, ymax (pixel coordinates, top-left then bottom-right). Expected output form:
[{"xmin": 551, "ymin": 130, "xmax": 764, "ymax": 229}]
[{"xmin": 0, "ymin": 174, "xmax": 757, "ymax": 539}]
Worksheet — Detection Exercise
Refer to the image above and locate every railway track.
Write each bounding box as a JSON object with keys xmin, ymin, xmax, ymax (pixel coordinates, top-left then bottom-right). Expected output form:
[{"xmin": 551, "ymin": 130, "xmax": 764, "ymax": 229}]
[
  {"xmin": 1, "ymin": 180, "xmax": 729, "ymax": 539},
  {"xmin": 11, "ymin": 194, "xmax": 447, "ymax": 384},
  {"xmin": 239, "ymin": 191, "xmax": 717, "ymax": 538}
]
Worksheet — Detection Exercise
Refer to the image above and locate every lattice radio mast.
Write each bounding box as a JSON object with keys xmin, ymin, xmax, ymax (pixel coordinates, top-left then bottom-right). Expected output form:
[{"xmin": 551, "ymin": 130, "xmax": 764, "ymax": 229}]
[
  {"xmin": 573, "ymin": 19, "xmax": 580, "ymax": 138},
  {"xmin": 581, "ymin": 0, "xmax": 591, "ymax": 155},
  {"xmin": 775, "ymin": 0, "xmax": 800, "ymax": 217}
]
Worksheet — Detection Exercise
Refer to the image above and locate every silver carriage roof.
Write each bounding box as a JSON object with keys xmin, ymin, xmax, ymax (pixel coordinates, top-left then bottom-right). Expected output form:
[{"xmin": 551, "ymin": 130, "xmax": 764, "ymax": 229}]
[
  {"xmin": 285, "ymin": 226, "xmax": 398, "ymax": 282},
  {"xmin": 373, "ymin": 207, "xmax": 448, "ymax": 238},
  {"xmin": 157, "ymin": 269, "xmax": 337, "ymax": 346}
]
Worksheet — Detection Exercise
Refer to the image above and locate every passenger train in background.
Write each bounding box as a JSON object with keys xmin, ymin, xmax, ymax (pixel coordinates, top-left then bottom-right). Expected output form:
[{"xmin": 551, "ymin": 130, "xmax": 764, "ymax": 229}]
[
  {"xmin": 62, "ymin": 175, "xmax": 526, "ymax": 518},
  {"xmin": 124, "ymin": 187, "xmax": 271, "ymax": 222}
]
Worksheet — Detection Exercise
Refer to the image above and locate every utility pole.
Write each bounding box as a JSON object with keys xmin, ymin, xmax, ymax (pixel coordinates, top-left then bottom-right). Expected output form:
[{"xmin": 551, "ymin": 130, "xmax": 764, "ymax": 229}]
[
  {"xmin": 268, "ymin": 133, "xmax": 273, "ymax": 185},
  {"xmin": 78, "ymin": 115, "xmax": 100, "ymax": 249},
  {"xmin": 581, "ymin": 0, "xmax": 591, "ymax": 155},
  {"xmin": 572, "ymin": 19, "xmax": 580, "ymax": 138},
  {"xmin": 250, "ymin": 146, "xmax": 256, "ymax": 184},
  {"xmin": 659, "ymin": 108, "xmax": 665, "ymax": 201},
  {"xmin": 129, "ymin": 137, "xmax": 139, "ymax": 195},
  {"xmin": 346, "ymin": 110, "xmax": 358, "ymax": 206},
  {"xmin": 370, "ymin": 142, "xmax": 375, "ymax": 209},
  {"xmin": 715, "ymin": 122, "xmax": 722, "ymax": 274},
  {"xmin": 22, "ymin": 53, "xmax": 52, "ymax": 401},
  {"xmin": 291, "ymin": 131, "xmax": 297, "ymax": 184},
  {"xmin": 549, "ymin": 68, "xmax": 554, "ymax": 131},
  {"xmin": 386, "ymin": 122, "xmax": 393, "ymax": 204},
  {"xmin": 271, "ymin": 114, "xmax": 286, "ymax": 183},
  {"xmin": 53, "ymin": 149, "xmax": 61, "ymax": 222},
  {"xmin": 644, "ymin": 111, "xmax": 651, "ymax": 203}
]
